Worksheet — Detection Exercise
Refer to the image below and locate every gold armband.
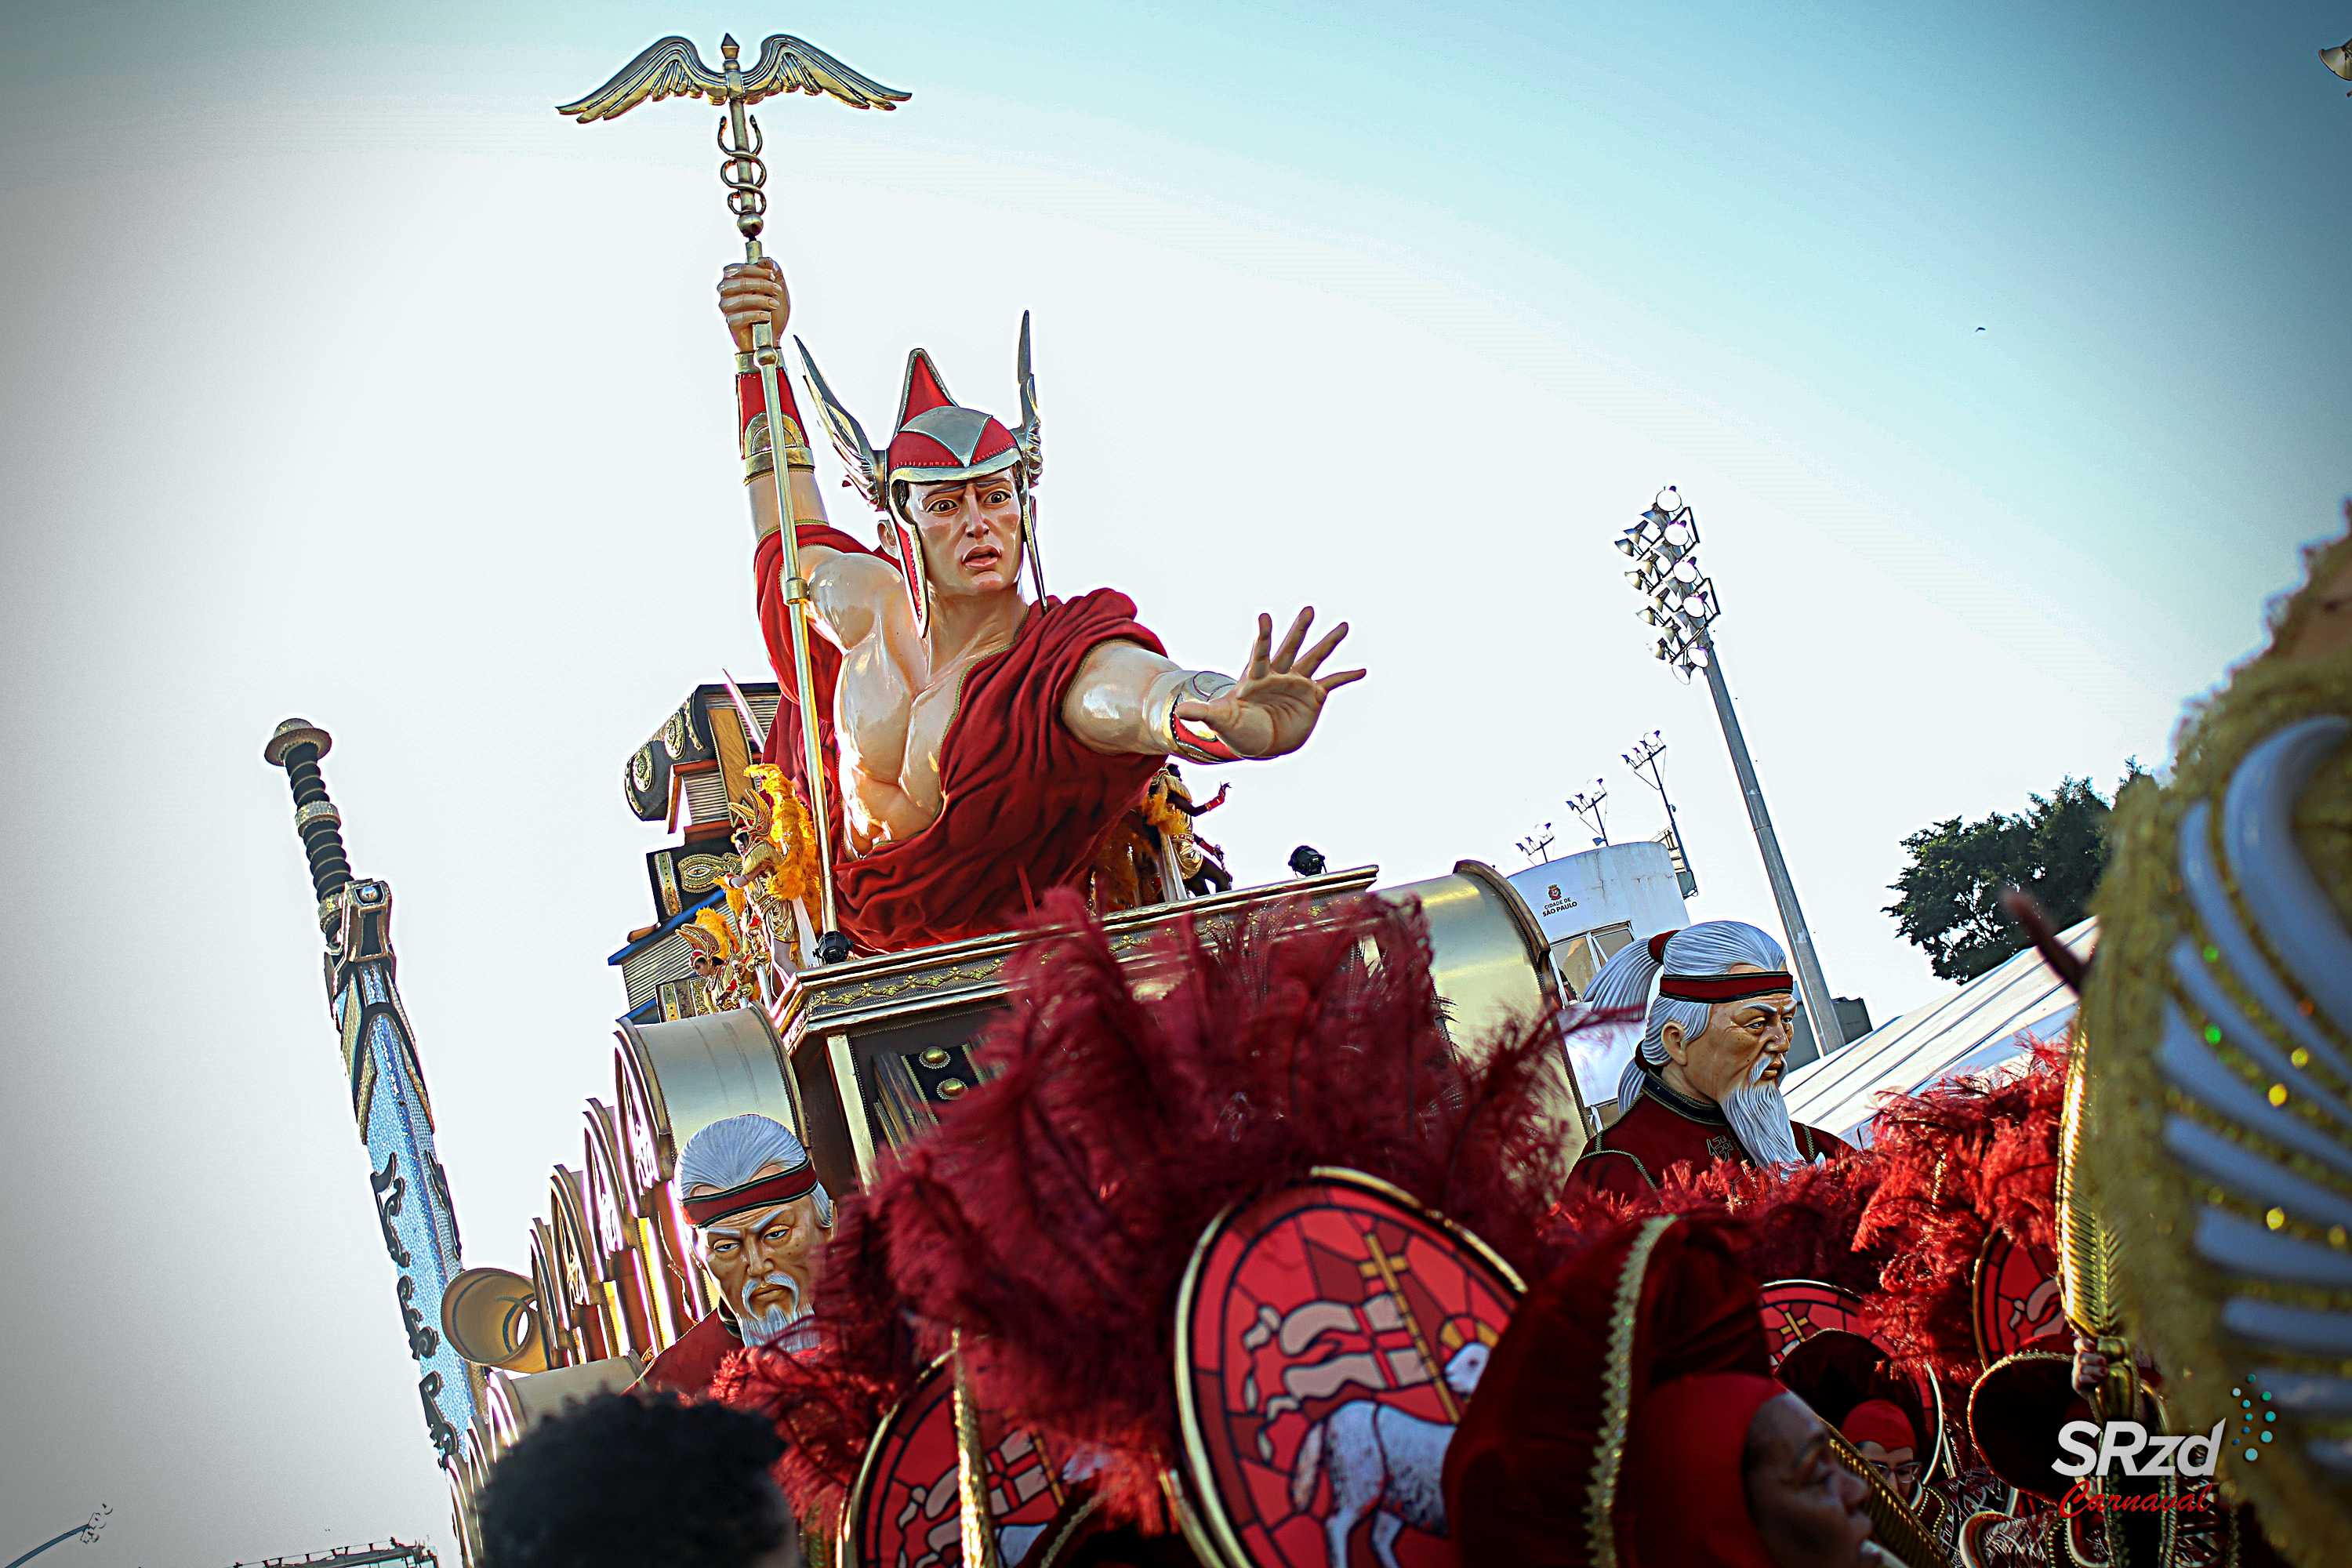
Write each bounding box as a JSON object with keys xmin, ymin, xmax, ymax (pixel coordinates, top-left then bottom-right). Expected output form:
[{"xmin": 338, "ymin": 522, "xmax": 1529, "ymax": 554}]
[
  {"xmin": 740, "ymin": 411, "xmax": 815, "ymax": 484},
  {"xmin": 1149, "ymin": 671, "xmax": 1243, "ymax": 764},
  {"xmin": 736, "ymin": 358, "xmax": 815, "ymax": 485}
]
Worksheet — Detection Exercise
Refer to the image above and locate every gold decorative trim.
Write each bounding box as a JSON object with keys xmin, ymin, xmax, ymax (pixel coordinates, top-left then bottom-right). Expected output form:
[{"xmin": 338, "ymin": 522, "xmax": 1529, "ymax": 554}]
[
  {"xmin": 741, "ymin": 409, "xmax": 815, "ymax": 473},
  {"xmin": 1585, "ymin": 1214, "xmax": 1678, "ymax": 1568},
  {"xmin": 820, "ymin": 959, "xmax": 1007, "ymax": 1010},
  {"xmin": 1031, "ymin": 1494, "xmax": 1103, "ymax": 1567},
  {"xmin": 1968, "ymin": 1232, "xmax": 2001, "ymax": 1371},
  {"xmin": 951, "ymin": 1332, "xmax": 1001, "ymax": 1568},
  {"xmin": 1823, "ymin": 1423, "xmax": 1954, "ymax": 1568}
]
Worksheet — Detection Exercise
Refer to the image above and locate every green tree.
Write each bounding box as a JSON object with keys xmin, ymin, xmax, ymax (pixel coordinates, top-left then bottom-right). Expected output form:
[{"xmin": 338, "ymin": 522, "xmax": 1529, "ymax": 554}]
[{"xmin": 1885, "ymin": 772, "xmax": 2130, "ymax": 982}]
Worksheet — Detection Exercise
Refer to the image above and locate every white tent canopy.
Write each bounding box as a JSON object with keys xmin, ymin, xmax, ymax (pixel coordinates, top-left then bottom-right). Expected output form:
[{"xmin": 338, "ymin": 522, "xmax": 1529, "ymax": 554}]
[{"xmin": 1780, "ymin": 918, "xmax": 2096, "ymax": 1145}]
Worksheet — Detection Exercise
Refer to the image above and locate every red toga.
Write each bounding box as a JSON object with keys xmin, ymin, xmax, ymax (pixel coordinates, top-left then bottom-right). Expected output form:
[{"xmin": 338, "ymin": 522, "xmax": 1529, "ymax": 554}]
[
  {"xmin": 755, "ymin": 524, "xmax": 1167, "ymax": 953},
  {"xmin": 635, "ymin": 1308, "xmax": 739, "ymax": 1399},
  {"xmin": 1569, "ymin": 1077, "xmax": 1852, "ymax": 1200}
]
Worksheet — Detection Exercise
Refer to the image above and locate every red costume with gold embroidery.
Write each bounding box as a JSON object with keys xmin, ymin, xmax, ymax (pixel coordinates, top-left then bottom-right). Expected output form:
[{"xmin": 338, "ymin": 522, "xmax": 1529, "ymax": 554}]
[
  {"xmin": 1568, "ymin": 1072, "xmax": 1852, "ymax": 1200},
  {"xmin": 753, "ymin": 522, "xmax": 1165, "ymax": 953},
  {"xmin": 1445, "ymin": 1214, "xmax": 1787, "ymax": 1568}
]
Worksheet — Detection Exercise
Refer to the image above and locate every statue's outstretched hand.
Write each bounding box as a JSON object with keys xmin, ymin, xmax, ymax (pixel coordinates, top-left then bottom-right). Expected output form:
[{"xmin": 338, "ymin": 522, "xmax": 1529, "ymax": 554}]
[{"xmin": 1178, "ymin": 608, "xmax": 1365, "ymax": 760}]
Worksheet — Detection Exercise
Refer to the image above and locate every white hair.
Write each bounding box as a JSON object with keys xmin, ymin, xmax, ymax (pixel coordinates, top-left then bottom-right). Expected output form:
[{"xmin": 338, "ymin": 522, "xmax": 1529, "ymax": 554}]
[
  {"xmin": 1584, "ymin": 920, "xmax": 1788, "ymax": 1115},
  {"xmin": 674, "ymin": 1112, "xmax": 834, "ymax": 1227}
]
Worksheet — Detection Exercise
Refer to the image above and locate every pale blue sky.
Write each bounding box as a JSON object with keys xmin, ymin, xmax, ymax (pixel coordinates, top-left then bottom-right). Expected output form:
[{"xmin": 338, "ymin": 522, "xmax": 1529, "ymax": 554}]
[{"xmin": 2, "ymin": 2, "xmax": 2345, "ymax": 1562}]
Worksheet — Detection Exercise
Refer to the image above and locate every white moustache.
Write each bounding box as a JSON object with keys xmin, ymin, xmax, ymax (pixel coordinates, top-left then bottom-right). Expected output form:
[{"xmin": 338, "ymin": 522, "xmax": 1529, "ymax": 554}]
[{"xmin": 739, "ymin": 1272, "xmax": 806, "ymax": 1348}]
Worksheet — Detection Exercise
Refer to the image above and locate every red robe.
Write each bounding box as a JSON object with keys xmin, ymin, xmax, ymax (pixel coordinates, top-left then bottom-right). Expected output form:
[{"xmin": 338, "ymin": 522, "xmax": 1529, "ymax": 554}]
[
  {"xmin": 755, "ymin": 524, "xmax": 1167, "ymax": 953},
  {"xmin": 1569, "ymin": 1079, "xmax": 1852, "ymax": 1200},
  {"xmin": 636, "ymin": 1308, "xmax": 739, "ymax": 1399}
]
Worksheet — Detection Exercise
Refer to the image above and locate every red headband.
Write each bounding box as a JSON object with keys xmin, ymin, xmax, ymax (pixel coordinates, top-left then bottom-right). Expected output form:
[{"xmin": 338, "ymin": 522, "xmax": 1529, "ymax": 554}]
[
  {"xmin": 683, "ymin": 1163, "xmax": 821, "ymax": 1226},
  {"xmin": 1658, "ymin": 971, "xmax": 1795, "ymax": 1004}
]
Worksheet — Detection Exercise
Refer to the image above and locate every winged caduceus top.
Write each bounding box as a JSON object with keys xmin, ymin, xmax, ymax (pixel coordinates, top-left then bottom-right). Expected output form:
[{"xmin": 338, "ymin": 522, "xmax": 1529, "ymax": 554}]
[{"xmin": 558, "ymin": 33, "xmax": 909, "ymax": 123}]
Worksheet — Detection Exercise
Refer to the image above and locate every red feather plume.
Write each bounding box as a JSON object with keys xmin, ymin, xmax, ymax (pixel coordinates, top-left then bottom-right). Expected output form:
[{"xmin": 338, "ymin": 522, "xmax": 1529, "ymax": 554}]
[
  {"xmin": 1537, "ymin": 1136, "xmax": 1889, "ymax": 1297},
  {"xmin": 803, "ymin": 888, "xmax": 1591, "ymax": 1526},
  {"xmin": 1853, "ymin": 1034, "xmax": 2071, "ymax": 1380}
]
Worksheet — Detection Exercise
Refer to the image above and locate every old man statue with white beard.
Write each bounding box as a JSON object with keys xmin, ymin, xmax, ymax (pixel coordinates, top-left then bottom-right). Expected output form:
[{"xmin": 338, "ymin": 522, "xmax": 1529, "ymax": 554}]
[
  {"xmin": 1568, "ymin": 920, "xmax": 1851, "ymax": 1198},
  {"xmin": 639, "ymin": 1113, "xmax": 833, "ymax": 1399}
]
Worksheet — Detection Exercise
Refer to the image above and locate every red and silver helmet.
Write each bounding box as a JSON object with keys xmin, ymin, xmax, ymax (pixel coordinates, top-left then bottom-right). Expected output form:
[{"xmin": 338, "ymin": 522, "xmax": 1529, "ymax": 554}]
[{"xmin": 797, "ymin": 318, "xmax": 1044, "ymax": 635}]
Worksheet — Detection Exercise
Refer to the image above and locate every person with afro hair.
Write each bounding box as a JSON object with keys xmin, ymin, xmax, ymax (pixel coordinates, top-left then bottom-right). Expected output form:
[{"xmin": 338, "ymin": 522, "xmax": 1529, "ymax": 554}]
[{"xmin": 477, "ymin": 1390, "xmax": 803, "ymax": 1568}]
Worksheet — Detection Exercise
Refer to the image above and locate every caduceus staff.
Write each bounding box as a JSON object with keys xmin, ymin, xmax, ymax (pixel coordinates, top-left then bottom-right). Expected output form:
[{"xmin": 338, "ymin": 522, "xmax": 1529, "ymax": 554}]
[{"xmin": 559, "ymin": 33, "xmax": 909, "ymax": 962}]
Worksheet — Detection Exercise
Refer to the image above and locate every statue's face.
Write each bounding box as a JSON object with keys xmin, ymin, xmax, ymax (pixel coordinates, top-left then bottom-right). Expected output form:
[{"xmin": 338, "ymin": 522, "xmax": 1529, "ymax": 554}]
[
  {"xmin": 692, "ymin": 1160, "xmax": 824, "ymax": 1340},
  {"xmin": 1661, "ymin": 963, "xmax": 1798, "ymax": 1105},
  {"xmin": 907, "ymin": 473, "xmax": 1022, "ymax": 600}
]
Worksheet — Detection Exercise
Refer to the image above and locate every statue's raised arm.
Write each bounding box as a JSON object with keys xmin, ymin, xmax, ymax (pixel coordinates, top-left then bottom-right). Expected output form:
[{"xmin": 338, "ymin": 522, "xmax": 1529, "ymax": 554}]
[
  {"xmin": 719, "ymin": 260, "xmax": 896, "ymax": 654},
  {"xmin": 714, "ymin": 263, "xmax": 1364, "ymax": 955}
]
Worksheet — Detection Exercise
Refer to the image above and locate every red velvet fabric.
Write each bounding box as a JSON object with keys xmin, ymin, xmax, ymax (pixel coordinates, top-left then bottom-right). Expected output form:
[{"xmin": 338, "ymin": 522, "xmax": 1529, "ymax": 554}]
[
  {"xmin": 1567, "ymin": 1092, "xmax": 1853, "ymax": 1200},
  {"xmin": 1444, "ymin": 1216, "xmax": 1777, "ymax": 1568},
  {"xmin": 753, "ymin": 525, "xmax": 1167, "ymax": 953},
  {"xmin": 636, "ymin": 1308, "xmax": 739, "ymax": 1399},
  {"xmin": 1624, "ymin": 1374, "xmax": 1784, "ymax": 1568}
]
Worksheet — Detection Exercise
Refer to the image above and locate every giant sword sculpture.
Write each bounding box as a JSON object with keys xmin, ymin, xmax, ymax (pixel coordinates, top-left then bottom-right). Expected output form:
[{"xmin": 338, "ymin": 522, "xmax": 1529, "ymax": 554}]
[
  {"xmin": 265, "ymin": 720, "xmax": 473, "ymax": 1464},
  {"xmin": 559, "ymin": 34, "xmax": 909, "ymax": 963}
]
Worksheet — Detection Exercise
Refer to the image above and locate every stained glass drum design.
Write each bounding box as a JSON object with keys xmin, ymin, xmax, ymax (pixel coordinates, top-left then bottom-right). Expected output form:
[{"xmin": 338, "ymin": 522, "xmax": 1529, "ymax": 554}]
[
  {"xmin": 1759, "ymin": 1278, "xmax": 1950, "ymax": 1497},
  {"xmin": 1973, "ymin": 1232, "xmax": 2063, "ymax": 1365},
  {"xmin": 1172, "ymin": 1170, "xmax": 1523, "ymax": 1568},
  {"xmin": 844, "ymin": 1356, "xmax": 1093, "ymax": 1568}
]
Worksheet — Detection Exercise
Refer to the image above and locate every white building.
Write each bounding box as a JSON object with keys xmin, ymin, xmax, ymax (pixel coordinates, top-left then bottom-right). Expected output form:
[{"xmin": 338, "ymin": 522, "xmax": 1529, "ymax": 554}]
[
  {"xmin": 1504, "ymin": 840, "xmax": 1692, "ymax": 996},
  {"xmin": 1780, "ymin": 918, "xmax": 2094, "ymax": 1144},
  {"xmin": 1507, "ymin": 843, "xmax": 1691, "ymax": 1109}
]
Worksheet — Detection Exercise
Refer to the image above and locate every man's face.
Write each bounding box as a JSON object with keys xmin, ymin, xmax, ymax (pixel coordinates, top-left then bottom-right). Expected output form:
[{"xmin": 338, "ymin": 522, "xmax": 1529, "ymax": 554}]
[
  {"xmin": 1744, "ymin": 1393, "xmax": 1876, "ymax": 1568},
  {"xmin": 908, "ymin": 473, "xmax": 1022, "ymax": 600},
  {"xmin": 1854, "ymin": 1439, "xmax": 1920, "ymax": 1498},
  {"xmin": 1664, "ymin": 963, "xmax": 1798, "ymax": 1105},
  {"xmin": 692, "ymin": 1161, "xmax": 823, "ymax": 1341}
]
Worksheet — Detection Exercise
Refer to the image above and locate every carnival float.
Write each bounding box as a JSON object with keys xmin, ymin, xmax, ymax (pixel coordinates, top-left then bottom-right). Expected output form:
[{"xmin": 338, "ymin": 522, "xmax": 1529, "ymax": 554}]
[{"xmin": 263, "ymin": 27, "xmax": 2352, "ymax": 1568}]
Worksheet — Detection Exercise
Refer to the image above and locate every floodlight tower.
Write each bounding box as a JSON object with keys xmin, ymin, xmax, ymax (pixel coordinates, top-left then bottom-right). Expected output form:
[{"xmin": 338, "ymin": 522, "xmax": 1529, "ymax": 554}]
[
  {"xmin": 1624, "ymin": 730, "xmax": 1697, "ymax": 898},
  {"xmin": 1566, "ymin": 780, "xmax": 1610, "ymax": 847},
  {"xmin": 1516, "ymin": 822, "xmax": 1557, "ymax": 864},
  {"xmin": 1616, "ymin": 488, "xmax": 1849, "ymax": 1053}
]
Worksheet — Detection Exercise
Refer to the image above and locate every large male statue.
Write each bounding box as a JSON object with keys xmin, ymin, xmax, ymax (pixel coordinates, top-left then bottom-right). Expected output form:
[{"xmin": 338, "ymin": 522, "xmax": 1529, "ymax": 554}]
[
  {"xmin": 1567, "ymin": 920, "xmax": 1851, "ymax": 1198},
  {"xmin": 640, "ymin": 1112, "xmax": 833, "ymax": 1399},
  {"xmin": 716, "ymin": 261, "xmax": 1363, "ymax": 953}
]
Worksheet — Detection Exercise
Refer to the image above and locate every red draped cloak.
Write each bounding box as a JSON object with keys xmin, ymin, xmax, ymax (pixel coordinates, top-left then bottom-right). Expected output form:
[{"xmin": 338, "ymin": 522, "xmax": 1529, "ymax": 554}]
[
  {"xmin": 754, "ymin": 524, "xmax": 1167, "ymax": 954},
  {"xmin": 636, "ymin": 1308, "xmax": 739, "ymax": 1399}
]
